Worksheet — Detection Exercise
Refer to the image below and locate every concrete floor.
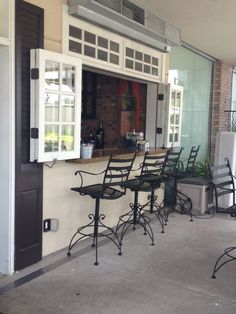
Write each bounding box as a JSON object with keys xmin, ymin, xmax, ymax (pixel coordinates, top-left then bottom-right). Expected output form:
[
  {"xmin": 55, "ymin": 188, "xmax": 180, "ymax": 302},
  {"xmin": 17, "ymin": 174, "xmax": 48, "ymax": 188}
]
[{"xmin": 0, "ymin": 212, "xmax": 236, "ymax": 314}]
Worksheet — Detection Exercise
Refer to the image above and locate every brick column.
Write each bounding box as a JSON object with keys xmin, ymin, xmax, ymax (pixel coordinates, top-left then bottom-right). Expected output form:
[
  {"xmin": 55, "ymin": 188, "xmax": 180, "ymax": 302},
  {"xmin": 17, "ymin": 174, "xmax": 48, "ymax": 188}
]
[{"xmin": 211, "ymin": 61, "xmax": 233, "ymax": 160}]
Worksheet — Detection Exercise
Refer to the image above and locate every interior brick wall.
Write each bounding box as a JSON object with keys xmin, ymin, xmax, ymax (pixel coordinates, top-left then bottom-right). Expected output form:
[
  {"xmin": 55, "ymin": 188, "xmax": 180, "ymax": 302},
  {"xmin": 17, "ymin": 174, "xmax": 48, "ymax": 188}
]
[
  {"xmin": 81, "ymin": 73, "xmax": 146, "ymax": 148},
  {"xmin": 81, "ymin": 74, "xmax": 120, "ymax": 147},
  {"xmin": 211, "ymin": 60, "xmax": 233, "ymax": 160}
]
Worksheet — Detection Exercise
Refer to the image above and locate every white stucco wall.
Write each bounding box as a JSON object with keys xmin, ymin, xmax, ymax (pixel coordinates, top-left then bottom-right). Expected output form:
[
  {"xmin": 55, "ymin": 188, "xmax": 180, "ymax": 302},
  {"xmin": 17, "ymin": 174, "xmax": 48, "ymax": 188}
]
[{"xmin": 24, "ymin": 0, "xmax": 67, "ymax": 52}]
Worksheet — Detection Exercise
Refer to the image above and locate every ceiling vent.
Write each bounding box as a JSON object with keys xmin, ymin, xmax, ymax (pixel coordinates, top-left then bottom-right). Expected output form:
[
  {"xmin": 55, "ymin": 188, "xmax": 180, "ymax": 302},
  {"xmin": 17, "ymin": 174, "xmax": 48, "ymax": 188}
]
[{"xmin": 68, "ymin": 0, "xmax": 181, "ymax": 52}]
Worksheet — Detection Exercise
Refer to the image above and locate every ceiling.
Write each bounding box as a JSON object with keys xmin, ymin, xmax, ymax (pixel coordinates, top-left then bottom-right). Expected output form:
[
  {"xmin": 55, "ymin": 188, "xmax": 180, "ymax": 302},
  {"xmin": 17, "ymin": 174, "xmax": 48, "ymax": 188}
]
[{"xmin": 135, "ymin": 0, "xmax": 236, "ymax": 65}]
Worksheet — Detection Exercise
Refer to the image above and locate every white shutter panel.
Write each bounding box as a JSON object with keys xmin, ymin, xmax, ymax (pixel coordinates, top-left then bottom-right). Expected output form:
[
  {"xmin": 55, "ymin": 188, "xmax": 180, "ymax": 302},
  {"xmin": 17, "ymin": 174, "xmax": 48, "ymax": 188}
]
[{"xmin": 30, "ymin": 49, "xmax": 82, "ymax": 162}]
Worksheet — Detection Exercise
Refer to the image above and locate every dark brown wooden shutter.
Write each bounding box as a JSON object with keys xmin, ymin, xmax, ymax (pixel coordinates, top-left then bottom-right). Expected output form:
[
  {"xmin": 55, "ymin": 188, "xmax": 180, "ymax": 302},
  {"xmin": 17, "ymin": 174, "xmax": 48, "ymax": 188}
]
[{"xmin": 15, "ymin": 0, "xmax": 44, "ymax": 270}]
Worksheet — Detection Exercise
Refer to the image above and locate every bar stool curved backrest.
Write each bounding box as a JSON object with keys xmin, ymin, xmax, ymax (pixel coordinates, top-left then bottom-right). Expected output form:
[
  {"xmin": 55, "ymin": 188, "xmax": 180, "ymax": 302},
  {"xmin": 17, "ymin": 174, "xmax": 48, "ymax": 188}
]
[
  {"xmin": 163, "ymin": 147, "xmax": 183, "ymax": 214},
  {"xmin": 164, "ymin": 147, "xmax": 183, "ymax": 178},
  {"xmin": 68, "ymin": 153, "xmax": 136, "ymax": 265},
  {"xmin": 138, "ymin": 151, "xmax": 168, "ymax": 188},
  {"xmin": 185, "ymin": 145, "xmax": 200, "ymax": 175},
  {"xmin": 102, "ymin": 154, "xmax": 136, "ymax": 196}
]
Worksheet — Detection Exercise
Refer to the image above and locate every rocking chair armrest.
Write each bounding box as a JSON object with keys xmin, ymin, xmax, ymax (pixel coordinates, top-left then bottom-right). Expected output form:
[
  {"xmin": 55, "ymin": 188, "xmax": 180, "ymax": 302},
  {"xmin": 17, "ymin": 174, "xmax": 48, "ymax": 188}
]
[{"xmin": 74, "ymin": 169, "xmax": 106, "ymax": 188}]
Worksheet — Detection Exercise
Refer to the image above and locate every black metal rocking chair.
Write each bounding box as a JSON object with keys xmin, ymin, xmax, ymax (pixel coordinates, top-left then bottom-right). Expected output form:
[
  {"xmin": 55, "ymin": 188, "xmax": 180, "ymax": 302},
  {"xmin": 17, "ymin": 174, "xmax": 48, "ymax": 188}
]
[
  {"xmin": 67, "ymin": 153, "xmax": 136, "ymax": 265},
  {"xmin": 209, "ymin": 158, "xmax": 236, "ymax": 278}
]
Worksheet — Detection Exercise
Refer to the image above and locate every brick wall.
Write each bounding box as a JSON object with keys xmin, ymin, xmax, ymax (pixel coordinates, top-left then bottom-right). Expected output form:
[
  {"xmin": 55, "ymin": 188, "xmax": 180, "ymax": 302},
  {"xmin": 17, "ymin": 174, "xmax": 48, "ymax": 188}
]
[
  {"xmin": 81, "ymin": 73, "xmax": 146, "ymax": 148},
  {"xmin": 81, "ymin": 74, "xmax": 120, "ymax": 147},
  {"xmin": 211, "ymin": 61, "xmax": 233, "ymax": 159}
]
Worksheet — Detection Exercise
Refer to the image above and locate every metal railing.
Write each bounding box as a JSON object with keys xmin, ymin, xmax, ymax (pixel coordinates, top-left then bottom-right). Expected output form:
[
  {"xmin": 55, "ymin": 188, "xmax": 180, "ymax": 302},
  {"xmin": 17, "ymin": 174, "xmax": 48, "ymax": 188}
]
[{"xmin": 225, "ymin": 110, "xmax": 236, "ymax": 132}]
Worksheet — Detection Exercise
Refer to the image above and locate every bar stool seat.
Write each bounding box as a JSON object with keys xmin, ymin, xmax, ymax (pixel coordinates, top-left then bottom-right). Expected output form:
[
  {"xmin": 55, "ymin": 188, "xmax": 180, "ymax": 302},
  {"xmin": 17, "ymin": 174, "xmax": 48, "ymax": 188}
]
[
  {"xmin": 68, "ymin": 153, "xmax": 136, "ymax": 265},
  {"xmin": 71, "ymin": 184, "xmax": 124, "ymax": 200}
]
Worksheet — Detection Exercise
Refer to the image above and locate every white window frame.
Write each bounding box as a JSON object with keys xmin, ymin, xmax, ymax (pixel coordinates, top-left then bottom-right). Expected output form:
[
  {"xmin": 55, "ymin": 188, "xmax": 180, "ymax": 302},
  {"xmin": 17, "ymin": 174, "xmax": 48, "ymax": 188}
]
[
  {"xmin": 62, "ymin": 5, "xmax": 166, "ymax": 83},
  {"xmin": 123, "ymin": 39, "xmax": 163, "ymax": 82},
  {"xmin": 165, "ymin": 84, "xmax": 183, "ymax": 148},
  {"xmin": 30, "ymin": 49, "xmax": 82, "ymax": 162}
]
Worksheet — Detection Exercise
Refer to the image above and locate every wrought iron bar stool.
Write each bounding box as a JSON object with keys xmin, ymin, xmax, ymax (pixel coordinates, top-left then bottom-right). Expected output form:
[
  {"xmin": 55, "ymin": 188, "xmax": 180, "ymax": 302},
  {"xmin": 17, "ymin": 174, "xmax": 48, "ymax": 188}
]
[
  {"xmin": 116, "ymin": 151, "xmax": 168, "ymax": 246},
  {"xmin": 173, "ymin": 145, "xmax": 201, "ymax": 220},
  {"xmin": 209, "ymin": 158, "xmax": 236, "ymax": 278},
  {"xmin": 67, "ymin": 153, "xmax": 136, "ymax": 265},
  {"xmin": 160, "ymin": 147, "xmax": 183, "ymax": 224},
  {"xmin": 161, "ymin": 147, "xmax": 194, "ymax": 222}
]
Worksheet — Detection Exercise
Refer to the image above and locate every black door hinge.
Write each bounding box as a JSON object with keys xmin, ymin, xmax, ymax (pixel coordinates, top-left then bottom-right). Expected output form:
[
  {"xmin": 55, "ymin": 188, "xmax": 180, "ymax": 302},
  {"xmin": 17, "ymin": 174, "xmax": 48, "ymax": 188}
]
[
  {"xmin": 31, "ymin": 68, "xmax": 39, "ymax": 79},
  {"xmin": 31, "ymin": 128, "xmax": 39, "ymax": 139},
  {"xmin": 158, "ymin": 94, "xmax": 164, "ymax": 101}
]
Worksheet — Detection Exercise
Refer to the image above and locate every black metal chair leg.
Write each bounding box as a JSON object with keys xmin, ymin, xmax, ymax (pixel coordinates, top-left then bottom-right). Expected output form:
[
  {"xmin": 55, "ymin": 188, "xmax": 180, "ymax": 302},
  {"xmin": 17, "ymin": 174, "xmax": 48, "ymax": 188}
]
[
  {"xmin": 94, "ymin": 198, "xmax": 100, "ymax": 265},
  {"xmin": 211, "ymin": 247, "xmax": 236, "ymax": 279},
  {"xmin": 117, "ymin": 192, "xmax": 155, "ymax": 246}
]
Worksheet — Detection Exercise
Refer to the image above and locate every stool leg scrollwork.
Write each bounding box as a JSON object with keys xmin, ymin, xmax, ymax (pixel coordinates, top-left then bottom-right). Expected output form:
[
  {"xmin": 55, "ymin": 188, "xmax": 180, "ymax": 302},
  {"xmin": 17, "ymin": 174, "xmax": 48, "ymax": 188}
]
[
  {"xmin": 67, "ymin": 198, "xmax": 121, "ymax": 265},
  {"xmin": 211, "ymin": 247, "xmax": 236, "ymax": 279},
  {"xmin": 116, "ymin": 191, "xmax": 155, "ymax": 247}
]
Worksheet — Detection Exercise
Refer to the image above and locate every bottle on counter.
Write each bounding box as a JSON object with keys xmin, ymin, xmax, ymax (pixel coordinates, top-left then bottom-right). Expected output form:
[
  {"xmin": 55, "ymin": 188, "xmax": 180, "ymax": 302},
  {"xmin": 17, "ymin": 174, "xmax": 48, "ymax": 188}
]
[
  {"xmin": 88, "ymin": 131, "xmax": 95, "ymax": 147},
  {"xmin": 95, "ymin": 122, "xmax": 105, "ymax": 149}
]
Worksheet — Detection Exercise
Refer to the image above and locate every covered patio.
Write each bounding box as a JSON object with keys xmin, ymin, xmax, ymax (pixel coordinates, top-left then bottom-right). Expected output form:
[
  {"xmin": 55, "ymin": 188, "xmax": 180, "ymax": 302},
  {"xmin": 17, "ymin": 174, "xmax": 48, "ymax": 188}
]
[{"xmin": 0, "ymin": 212, "xmax": 236, "ymax": 314}]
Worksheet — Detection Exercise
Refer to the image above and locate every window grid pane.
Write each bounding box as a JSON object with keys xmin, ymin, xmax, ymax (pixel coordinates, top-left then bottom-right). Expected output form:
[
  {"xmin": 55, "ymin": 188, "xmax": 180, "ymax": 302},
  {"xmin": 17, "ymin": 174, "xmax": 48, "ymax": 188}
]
[{"xmin": 124, "ymin": 46, "xmax": 160, "ymax": 78}]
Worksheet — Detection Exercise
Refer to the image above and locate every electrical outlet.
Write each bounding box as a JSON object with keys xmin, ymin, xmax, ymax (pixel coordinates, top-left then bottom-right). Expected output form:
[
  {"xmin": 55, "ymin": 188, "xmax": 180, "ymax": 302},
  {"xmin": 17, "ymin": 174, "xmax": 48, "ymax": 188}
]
[{"xmin": 43, "ymin": 219, "xmax": 51, "ymax": 232}]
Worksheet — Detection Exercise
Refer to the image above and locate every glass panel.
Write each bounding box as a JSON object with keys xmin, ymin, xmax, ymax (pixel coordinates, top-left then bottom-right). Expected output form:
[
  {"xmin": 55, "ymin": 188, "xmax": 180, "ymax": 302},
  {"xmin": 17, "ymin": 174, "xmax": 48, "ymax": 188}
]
[
  {"xmin": 135, "ymin": 51, "xmax": 142, "ymax": 61},
  {"xmin": 110, "ymin": 41, "xmax": 119, "ymax": 52},
  {"xmin": 45, "ymin": 61, "xmax": 59, "ymax": 91},
  {"xmin": 69, "ymin": 25, "xmax": 82, "ymax": 39},
  {"xmin": 144, "ymin": 54, "xmax": 151, "ymax": 63},
  {"xmin": 110, "ymin": 53, "xmax": 119, "ymax": 65},
  {"xmin": 45, "ymin": 93, "xmax": 59, "ymax": 122},
  {"xmin": 144, "ymin": 65, "xmax": 150, "ymax": 74},
  {"xmin": 152, "ymin": 57, "xmax": 159, "ymax": 66},
  {"xmin": 125, "ymin": 59, "xmax": 133, "ymax": 69},
  {"xmin": 61, "ymin": 95, "xmax": 75, "ymax": 122},
  {"xmin": 126, "ymin": 47, "xmax": 134, "ymax": 58},
  {"xmin": 171, "ymin": 91, "xmax": 175, "ymax": 106},
  {"xmin": 175, "ymin": 111, "xmax": 180, "ymax": 125},
  {"xmin": 176, "ymin": 92, "xmax": 181, "ymax": 107},
  {"xmin": 98, "ymin": 36, "xmax": 108, "ymax": 49},
  {"xmin": 97, "ymin": 49, "xmax": 108, "ymax": 61},
  {"xmin": 44, "ymin": 125, "xmax": 59, "ymax": 152},
  {"xmin": 84, "ymin": 45, "xmax": 96, "ymax": 58},
  {"xmin": 135, "ymin": 62, "xmax": 142, "ymax": 72},
  {"xmin": 69, "ymin": 40, "xmax": 82, "ymax": 54},
  {"xmin": 169, "ymin": 46, "xmax": 212, "ymax": 160},
  {"xmin": 174, "ymin": 127, "xmax": 179, "ymax": 142},
  {"xmin": 170, "ymin": 108, "xmax": 175, "ymax": 124},
  {"xmin": 61, "ymin": 125, "xmax": 74, "ymax": 151},
  {"xmin": 84, "ymin": 31, "xmax": 96, "ymax": 44},
  {"xmin": 169, "ymin": 127, "xmax": 174, "ymax": 143},
  {"xmin": 152, "ymin": 67, "xmax": 158, "ymax": 76},
  {"xmin": 62, "ymin": 64, "xmax": 75, "ymax": 93}
]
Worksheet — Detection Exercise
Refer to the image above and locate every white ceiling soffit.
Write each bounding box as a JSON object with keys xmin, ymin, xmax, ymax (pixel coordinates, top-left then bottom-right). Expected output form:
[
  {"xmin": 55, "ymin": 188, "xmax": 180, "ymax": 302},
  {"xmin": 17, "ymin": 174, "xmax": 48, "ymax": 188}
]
[
  {"xmin": 135, "ymin": 0, "xmax": 236, "ymax": 65},
  {"xmin": 68, "ymin": 0, "xmax": 181, "ymax": 52}
]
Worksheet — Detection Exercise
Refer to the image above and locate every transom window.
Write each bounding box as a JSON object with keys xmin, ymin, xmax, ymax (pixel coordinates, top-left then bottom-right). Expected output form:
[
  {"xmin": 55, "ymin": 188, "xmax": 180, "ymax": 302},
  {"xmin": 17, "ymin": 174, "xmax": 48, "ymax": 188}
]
[
  {"xmin": 63, "ymin": 15, "xmax": 165, "ymax": 83},
  {"xmin": 68, "ymin": 24, "xmax": 120, "ymax": 66},
  {"xmin": 124, "ymin": 44, "xmax": 160, "ymax": 77}
]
